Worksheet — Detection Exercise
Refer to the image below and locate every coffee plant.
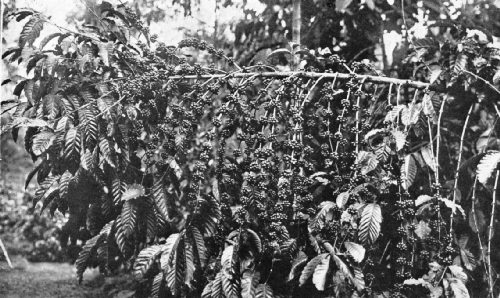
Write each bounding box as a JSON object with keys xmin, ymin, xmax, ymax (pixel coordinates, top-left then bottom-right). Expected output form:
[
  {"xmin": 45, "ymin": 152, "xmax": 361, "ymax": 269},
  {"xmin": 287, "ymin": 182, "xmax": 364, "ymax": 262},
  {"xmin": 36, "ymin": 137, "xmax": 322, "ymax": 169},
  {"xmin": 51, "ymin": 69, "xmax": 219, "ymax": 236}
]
[{"xmin": 2, "ymin": 2, "xmax": 500, "ymax": 297}]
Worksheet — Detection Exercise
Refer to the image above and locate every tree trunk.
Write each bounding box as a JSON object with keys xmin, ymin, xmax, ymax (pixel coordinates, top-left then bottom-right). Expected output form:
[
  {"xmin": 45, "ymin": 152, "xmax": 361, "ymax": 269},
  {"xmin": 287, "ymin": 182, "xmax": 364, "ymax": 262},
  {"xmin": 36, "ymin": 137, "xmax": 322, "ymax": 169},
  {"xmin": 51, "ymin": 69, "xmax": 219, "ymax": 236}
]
[
  {"xmin": 292, "ymin": 0, "xmax": 301, "ymax": 44},
  {"xmin": 292, "ymin": 0, "xmax": 301, "ymax": 70}
]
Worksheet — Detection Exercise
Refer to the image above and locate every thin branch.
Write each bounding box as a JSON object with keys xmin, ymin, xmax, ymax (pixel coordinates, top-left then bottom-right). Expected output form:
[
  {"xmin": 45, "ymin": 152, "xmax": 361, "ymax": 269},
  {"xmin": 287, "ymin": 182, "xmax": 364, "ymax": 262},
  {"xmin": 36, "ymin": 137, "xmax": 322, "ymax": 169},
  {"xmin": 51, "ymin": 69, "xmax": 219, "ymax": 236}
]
[
  {"xmin": 243, "ymin": 41, "xmax": 284, "ymax": 65},
  {"xmin": 1, "ymin": 103, "xmax": 19, "ymax": 115},
  {"xmin": 163, "ymin": 71, "xmax": 433, "ymax": 89},
  {"xmin": 327, "ymin": 74, "xmax": 339, "ymax": 153},
  {"xmin": 387, "ymin": 83, "xmax": 394, "ymax": 105},
  {"xmin": 301, "ymin": 76, "xmax": 325, "ymax": 108},
  {"xmin": 44, "ymin": 18, "xmax": 100, "ymax": 42},
  {"xmin": 461, "ymin": 69, "xmax": 500, "ymax": 96},
  {"xmin": 95, "ymin": 95, "xmax": 126, "ymax": 119},
  {"xmin": 460, "ymin": 69, "xmax": 500, "ymax": 118},
  {"xmin": 349, "ymin": 45, "xmax": 375, "ymax": 65},
  {"xmin": 378, "ymin": 240, "xmax": 391, "ymax": 264},
  {"xmin": 487, "ymin": 169, "xmax": 499, "ymax": 298},
  {"xmin": 335, "ymin": 88, "xmax": 352, "ymax": 153},
  {"xmin": 426, "ymin": 117, "xmax": 436, "ymax": 186},
  {"xmin": 355, "ymin": 78, "xmax": 367, "ymax": 156},
  {"xmin": 471, "ymin": 178, "xmax": 489, "ymax": 280},
  {"xmin": 435, "ymin": 95, "xmax": 447, "ymax": 183},
  {"xmin": 395, "ymin": 84, "xmax": 402, "ymax": 128},
  {"xmin": 450, "ymin": 104, "xmax": 473, "ymax": 238}
]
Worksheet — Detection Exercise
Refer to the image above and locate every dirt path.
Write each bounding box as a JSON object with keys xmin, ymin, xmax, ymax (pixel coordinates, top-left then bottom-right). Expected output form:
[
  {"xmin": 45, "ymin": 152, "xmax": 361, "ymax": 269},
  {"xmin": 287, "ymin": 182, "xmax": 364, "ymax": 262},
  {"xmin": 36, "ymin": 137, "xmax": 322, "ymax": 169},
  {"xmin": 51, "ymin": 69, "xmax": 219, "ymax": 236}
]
[{"xmin": 0, "ymin": 255, "xmax": 106, "ymax": 298}]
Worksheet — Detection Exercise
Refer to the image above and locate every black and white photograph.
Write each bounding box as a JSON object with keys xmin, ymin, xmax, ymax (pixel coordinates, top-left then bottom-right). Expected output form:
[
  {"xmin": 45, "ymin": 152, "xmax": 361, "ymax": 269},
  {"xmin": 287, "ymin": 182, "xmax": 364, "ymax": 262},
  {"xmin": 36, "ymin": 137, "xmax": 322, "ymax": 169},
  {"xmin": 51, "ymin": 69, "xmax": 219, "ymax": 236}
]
[{"xmin": 1, "ymin": 0, "xmax": 500, "ymax": 297}]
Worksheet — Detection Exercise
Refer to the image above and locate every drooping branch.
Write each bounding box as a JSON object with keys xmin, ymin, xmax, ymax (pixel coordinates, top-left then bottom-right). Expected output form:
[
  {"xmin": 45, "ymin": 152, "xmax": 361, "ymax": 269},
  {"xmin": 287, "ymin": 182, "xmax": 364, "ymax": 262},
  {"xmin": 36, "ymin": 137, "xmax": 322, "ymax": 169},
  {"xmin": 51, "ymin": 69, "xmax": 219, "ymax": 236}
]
[
  {"xmin": 449, "ymin": 104, "xmax": 473, "ymax": 238},
  {"xmin": 487, "ymin": 169, "xmax": 499, "ymax": 298},
  {"xmin": 435, "ymin": 94, "xmax": 447, "ymax": 183},
  {"xmin": 471, "ymin": 178, "xmax": 489, "ymax": 274},
  {"xmin": 166, "ymin": 71, "xmax": 434, "ymax": 90},
  {"xmin": 460, "ymin": 69, "xmax": 500, "ymax": 118}
]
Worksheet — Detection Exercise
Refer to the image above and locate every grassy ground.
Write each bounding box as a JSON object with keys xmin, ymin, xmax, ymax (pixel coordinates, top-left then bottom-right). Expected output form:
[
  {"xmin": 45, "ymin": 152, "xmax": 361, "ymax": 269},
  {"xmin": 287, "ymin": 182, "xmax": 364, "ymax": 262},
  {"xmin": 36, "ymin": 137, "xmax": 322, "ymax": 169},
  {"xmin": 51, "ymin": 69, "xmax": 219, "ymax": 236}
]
[
  {"xmin": 0, "ymin": 255, "xmax": 107, "ymax": 298},
  {"xmin": 0, "ymin": 255, "xmax": 136, "ymax": 298}
]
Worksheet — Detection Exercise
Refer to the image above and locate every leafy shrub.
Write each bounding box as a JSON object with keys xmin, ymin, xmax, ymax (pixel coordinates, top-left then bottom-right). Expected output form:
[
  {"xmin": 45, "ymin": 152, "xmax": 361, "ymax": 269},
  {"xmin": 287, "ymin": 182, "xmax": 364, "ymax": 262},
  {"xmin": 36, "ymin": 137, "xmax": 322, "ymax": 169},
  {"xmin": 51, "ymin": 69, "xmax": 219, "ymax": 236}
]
[
  {"xmin": 2, "ymin": 2, "xmax": 500, "ymax": 298},
  {"xmin": 29, "ymin": 235, "xmax": 65, "ymax": 262},
  {"xmin": 17, "ymin": 210, "xmax": 70, "ymax": 262}
]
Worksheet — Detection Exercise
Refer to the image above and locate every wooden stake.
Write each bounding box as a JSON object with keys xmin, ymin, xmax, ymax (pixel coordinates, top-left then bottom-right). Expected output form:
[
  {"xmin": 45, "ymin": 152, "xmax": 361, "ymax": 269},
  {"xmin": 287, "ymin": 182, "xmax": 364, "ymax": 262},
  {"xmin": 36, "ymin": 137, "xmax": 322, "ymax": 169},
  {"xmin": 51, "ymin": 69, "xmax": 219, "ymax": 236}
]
[{"xmin": 0, "ymin": 238, "xmax": 13, "ymax": 269}]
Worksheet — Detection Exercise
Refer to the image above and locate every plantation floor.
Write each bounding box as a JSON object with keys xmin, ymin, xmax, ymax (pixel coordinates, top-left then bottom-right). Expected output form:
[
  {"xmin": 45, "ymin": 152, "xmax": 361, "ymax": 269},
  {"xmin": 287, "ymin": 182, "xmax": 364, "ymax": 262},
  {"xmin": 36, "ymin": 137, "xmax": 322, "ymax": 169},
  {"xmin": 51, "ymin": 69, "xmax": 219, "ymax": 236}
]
[{"xmin": 0, "ymin": 255, "xmax": 111, "ymax": 298}]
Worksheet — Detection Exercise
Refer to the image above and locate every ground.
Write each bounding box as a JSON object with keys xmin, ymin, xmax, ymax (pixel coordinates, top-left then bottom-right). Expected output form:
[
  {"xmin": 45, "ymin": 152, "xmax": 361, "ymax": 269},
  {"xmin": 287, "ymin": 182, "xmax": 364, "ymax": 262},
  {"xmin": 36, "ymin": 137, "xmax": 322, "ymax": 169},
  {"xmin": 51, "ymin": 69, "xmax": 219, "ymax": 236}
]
[
  {"xmin": 0, "ymin": 255, "xmax": 105, "ymax": 298},
  {"xmin": 0, "ymin": 255, "xmax": 136, "ymax": 298}
]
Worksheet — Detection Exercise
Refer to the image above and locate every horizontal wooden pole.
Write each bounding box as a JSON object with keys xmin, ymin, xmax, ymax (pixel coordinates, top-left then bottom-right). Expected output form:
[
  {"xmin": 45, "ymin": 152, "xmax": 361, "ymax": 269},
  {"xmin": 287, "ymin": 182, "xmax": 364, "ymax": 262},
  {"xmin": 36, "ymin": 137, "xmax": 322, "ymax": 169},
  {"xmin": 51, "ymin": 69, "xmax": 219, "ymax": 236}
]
[{"xmin": 165, "ymin": 71, "xmax": 433, "ymax": 90}]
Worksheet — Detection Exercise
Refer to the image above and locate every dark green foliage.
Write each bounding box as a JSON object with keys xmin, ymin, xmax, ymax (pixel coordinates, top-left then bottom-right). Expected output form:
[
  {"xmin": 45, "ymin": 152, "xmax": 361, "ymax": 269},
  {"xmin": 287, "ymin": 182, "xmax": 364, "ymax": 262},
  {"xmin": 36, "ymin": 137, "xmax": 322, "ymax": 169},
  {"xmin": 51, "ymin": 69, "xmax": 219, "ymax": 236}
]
[
  {"xmin": 19, "ymin": 13, "xmax": 44, "ymax": 48},
  {"xmin": 3, "ymin": 2, "xmax": 500, "ymax": 298}
]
